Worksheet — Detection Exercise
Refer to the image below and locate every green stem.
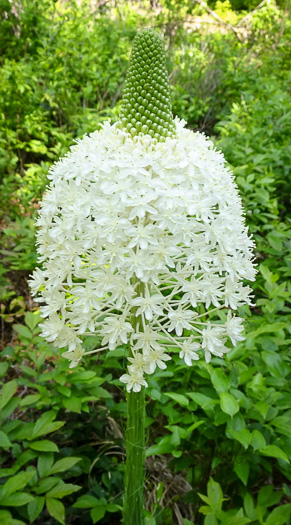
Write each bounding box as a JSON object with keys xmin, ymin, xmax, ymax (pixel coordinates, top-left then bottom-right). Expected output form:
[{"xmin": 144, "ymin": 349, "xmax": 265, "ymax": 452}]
[{"xmin": 123, "ymin": 387, "xmax": 146, "ymax": 525}]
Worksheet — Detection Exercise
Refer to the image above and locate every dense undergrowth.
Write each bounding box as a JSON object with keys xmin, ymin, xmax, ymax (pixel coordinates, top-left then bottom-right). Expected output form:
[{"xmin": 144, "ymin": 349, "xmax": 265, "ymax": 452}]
[{"xmin": 0, "ymin": 1, "xmax": 290, "ymax": 524}]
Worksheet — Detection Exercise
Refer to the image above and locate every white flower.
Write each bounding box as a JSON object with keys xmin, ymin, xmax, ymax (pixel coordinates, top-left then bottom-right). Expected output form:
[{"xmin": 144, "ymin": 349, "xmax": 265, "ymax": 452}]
[
  {"xmin": 120, "ymin": 370, "xmax": 148, "ymax": 393},
  {"xmin": 31, "ymin": 119, "xmax": 256, "ymax": 385},
  {"xmin": 62, "ymin": 345, "xmax": 85, "ymax": 368},
  {"xmin": 225, "ymin": 311, "xmax": 245, "ymax": 345},
  {"xmin": 179, "ymin": 341, "xmax": 200, "ymax": 366}
]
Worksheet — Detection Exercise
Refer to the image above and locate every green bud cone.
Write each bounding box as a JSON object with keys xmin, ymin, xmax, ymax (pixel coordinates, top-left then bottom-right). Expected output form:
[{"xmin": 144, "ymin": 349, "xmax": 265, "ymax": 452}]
[{"xmin": 119, "ymin": 29, "xmax": 176, "ymax": 142}]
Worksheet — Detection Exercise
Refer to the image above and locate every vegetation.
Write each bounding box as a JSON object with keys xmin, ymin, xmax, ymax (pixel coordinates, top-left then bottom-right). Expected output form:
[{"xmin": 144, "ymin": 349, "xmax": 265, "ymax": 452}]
[{"xmin": 0, "ymin": 1, "xmax": 290, "ymax": 524}]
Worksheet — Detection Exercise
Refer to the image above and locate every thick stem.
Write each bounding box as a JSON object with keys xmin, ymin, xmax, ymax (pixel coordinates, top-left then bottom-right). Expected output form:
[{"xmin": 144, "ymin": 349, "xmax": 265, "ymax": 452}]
[{"xmin": 123, "ymin": 387, "xmax": 146, "ymax": 525}]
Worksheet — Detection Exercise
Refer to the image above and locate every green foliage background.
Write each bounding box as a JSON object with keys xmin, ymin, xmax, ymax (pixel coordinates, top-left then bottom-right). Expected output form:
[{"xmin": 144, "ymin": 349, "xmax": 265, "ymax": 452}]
[{"xmin": 0, "ymin": 1, "xmax": 290, "ymax": 524}]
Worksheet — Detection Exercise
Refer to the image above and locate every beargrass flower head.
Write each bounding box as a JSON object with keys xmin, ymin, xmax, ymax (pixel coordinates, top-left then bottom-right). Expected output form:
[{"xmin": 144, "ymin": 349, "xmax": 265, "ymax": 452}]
[{"xmin": 29, "ymin": 29, "xmax": 256, "ymax": 392}]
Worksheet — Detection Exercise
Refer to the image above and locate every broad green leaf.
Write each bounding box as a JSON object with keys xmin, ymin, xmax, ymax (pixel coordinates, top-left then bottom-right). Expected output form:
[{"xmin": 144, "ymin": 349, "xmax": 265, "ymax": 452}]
[
  {"xmin": 259, "ymin": 445, "xmax": 289, "ymax": 463},
  {"xmin": 28, "ymin": 496, "xmax": 45, "ymax": 523},
  {"xmin": 30, "ymin": 441, "xmax": 59, "ymax": 452},
  {"xmin": 2, "ymin": 471, "xmax": 36, "ymax": 497},
  {"xmin": 62, "ymin": 396, "xmax": 82, "ymax": 413},
  {"xmin": 0, "ymin": 492, "xmax": 34, "ymax": 506},
  {"xmin": 207, "ymin": 477, "xmax": 223, "ymax": 506},
  {"xmin": 20, "ymin": 394, "xmax": 41, "ymax": 407},
  {"xmin": 211, "ymin": 369, "xmax": 229, "ymax": 393},
  {"xmin": 49, "ymin": 457, "xmax": 81, "ymax": 474},
  {"xmin": 46, "ymin": 482, "xmax": 81, "ymax": 499},
  {"xmin": 46, "ymin": 498, "xmax": 65, "ymax": 525},
  {"xmin": 73, "ymin": 495, "xmax": 100, "ymax": 509},
  {"xmin": 90, "ymin": 505, "xmax": 106, "ymax": 523},
  {"xmin": 251, "ymin": 430, "xmax": 266, "ymax": 451},
  {"xmin": 34, "ymin": 477, "xmax": 59, "ymax": 495},
  {"xmin": 70, "ymin": 371, "xmax": 96, "ymax": 382},
  {"xmin": 37, "ymin": 453, "xmax": 54, "ymax": 478},
  {"xmin": 229, "ymin": 429, "xmax": 252, "ymax": 449},
  {"xmin": 0, "ymin": 363, "xmax": 9, "ymax": 377},
  {"xmin": 164, "ymin": 393, "xmax": 189, "ymax": 407},
  {"xmin": 32, "ymin": 410, "xmax": 57, "ymax": 438},
  {"xmin": 265, "ymin": 504, "xmax": 291, "ymax": 525},
  {"xmin": 13, "ymin": 324, "xmax": 32, "ymax": 340},
  {"xmin": 0, "ymin": 431, "xmax": 12, "ymax": 449},
  {"xmin": 25, "ymin": 311, "xmax": 41, "ymax": 331},
  {"xmin": 220, "ymin": 393, "xmax": 239, "ymax": 417},
  {"xmin": 0, "ymin": 380, "xmax": 17, "ymax": 409},
  {"xmin": 234, "ymin": 458, "xmax": 250, "ymax": 485}
]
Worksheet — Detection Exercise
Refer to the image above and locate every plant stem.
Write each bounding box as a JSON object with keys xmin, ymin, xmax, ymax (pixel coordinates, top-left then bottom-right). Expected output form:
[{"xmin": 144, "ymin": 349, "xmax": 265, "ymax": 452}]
[{"xmin": 123, "ymin": 387, "xmax": 146, "ymax": 525}]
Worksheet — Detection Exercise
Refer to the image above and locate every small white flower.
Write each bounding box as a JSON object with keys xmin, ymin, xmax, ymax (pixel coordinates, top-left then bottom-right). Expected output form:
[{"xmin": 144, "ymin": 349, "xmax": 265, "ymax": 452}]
[
  {"xmin": 179, "ymin": 340, "xmax": 200, "ymax": 366},
  {"xmin": 62, "ymin": 345, "xmax": 85, "ymax": 368},
  {"xmin": 101, "ymin": 316, "xmax": 133, "ymax": 350},
  {"xmin": 168, "ymin": 306, "xmax": 193, "ymax": 336},
  {"xmin": 120, "ymin": 370, "xmax": 148, "ymax": 393},
  {"xmin": 225, "ymin": 311, "xmax": 245, "ymax": 345}
]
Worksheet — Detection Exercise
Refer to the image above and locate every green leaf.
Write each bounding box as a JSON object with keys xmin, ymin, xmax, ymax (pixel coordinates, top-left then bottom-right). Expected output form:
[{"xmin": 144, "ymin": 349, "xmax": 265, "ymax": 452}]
[
  {"xmin": 13, "ymin": 324, "xmax": 33, "ymax": 340},
  {"xmin": 70, "ymin": 371, "xmax": 96, "ymax": 382},
  {"xmin": 34, "ymin": 477, "xmax": 59, "ymax": 495},
  {"xmin": 207, "ymin": 477, "xmax": 223, "ymax": 506},
  {"xmin": 234, "ymin": 458, "xmax": 250, "ymax": 485},
  {"xmin": 0, "ymin": 363, "xmax": 9, "ymax": 377},
  {"xmin": 27, "ymin": 496, "xmax": 45, "ymax": 523},
  {"xmin": 251, "ymin": 430, "xmax": 266, "ymax": 451},
  {"xmin": 2, "ymin": 471, "xmax": 36, "ymax": 497},
  {"xmin": 37, "ymin": 453, "xmax": 54, "ymax": 478},
  {"xmin": 73, "ymin": 495, "xmax": 100, "ymax": 509},
  {"xmin": 62, "ymin": 396, "xmax": 82, "ymax": 413},
  {"xmin": 265, "ymin": 504, "xmax": 291, "ymax": 525},
  {"xmin": 31, "ymin": 410, "xmax": 58, "ymax": 438},
  {"xmin": 229, "ymin": 429, "xmax": 252, "ymax": 449},
  {"xmin": 46, "ymin": 482, "xmax": 81, "ymax": 499},
  {"xmin": 30, "ymin": 440, "xmax": 59, "ymax": 452},
  {"xmin": 220, "ymin": 392, "xmax": 239, "ymax": 417},
  {"xmin": 211, "ymin": 369, "xmax": 229, "ymax": 393},
  {"xmin": 90, "ymin": 505, "xmax": 106, "ymax": 523},
  {"xmin": 46, "ymin": 498, "xmax": 65, "ymax": 525},
  {"xmin": 25, "ymin": 311, "xmax": 41, "ymax": 331},
  {"xmin": 0, "ymin": 380, "xmax": 17, "ymax": 409},
  {"xmin": 0, "ymin": 431, "xmax": 12, "ymax": 449},
  {"xmin": 49, "ymin": 457, "xmax": 81, "ymax": 474},
  {"xmin": 259, "ymin": 445, "xmax": 289, "ymax": 462},
  {"xmin": 20, "ymin": 394, "xmax": 41, "ymax": 407},
  {"xmin": 164, "ymin": 392, "xmax": 189, "ymax": 407},
  {"xmin": 0, "ymin": 492, "xmax": 34, "ymax": 506}
]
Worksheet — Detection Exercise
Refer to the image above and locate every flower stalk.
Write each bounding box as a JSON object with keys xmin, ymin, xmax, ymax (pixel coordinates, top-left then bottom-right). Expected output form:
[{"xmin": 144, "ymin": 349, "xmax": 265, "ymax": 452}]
[{"xmin": 123, "ymin": 388, "xmax": 146, "ymax": 525}]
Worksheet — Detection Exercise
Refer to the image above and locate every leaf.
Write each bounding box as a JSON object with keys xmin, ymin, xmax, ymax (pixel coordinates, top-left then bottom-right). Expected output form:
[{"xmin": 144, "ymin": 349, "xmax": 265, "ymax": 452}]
[
  {"xmin": 20, "ymin": 394, "xmax": 41, "ymax": 407},
  {"xmin": 46, "ymin": 498, "xmax": 65, "ymax": 525},
  {"xmin": 13, "ymin": 324, "xmax": 33, "ymax": 340},
  {"xmin": 62, "ymin": 396, "xmax": 82, "ymax": 413},
  {"xmin": 229, "ymin": 429, "xmax": 252, "ymax": 449},
  {"xmin": 248, "ymin": 322, "xmax": 287, "ymax": 339},
  {"xmin": 251, "ymin": 430, "xmax": 266, "ymax": 451},
  {"xmin": 70, "ymin": 371, "xmax": 96, "ymax": 382},
  {"xmin": 25, "ymin": 311, "xmax": 41, "ymax": 331},
  {"xmin": 32, "ymin": 410, "xmax": 57, "ymax": 438},
  {"xmin": 265, "ymin": 504, "xmax": 291, "ymax": 525},
  {"xmin": 234, "ymin": 458, "xmax": 250, "ymax": 485},
  {"xmin": 2, "ymin": 471, "xmax": 36, "ymax": 497},
  {"xmin": 73, "ymin": 495, "xmax": 100, "ymax": 509},
  {"xmin": 207, "ymin": 477, "xmax": 223, "ymax": 506},
  {"xmin": 30, "ymin": 440, "xmax": 59, "ymax": 452},
  {"xmin": 49, "ymin": 457, "xmax": 81, "ymax": 474},
  {"xmin": 90, "ymin": 505, "xmax": 106, "ymax": 523},
  {"xmin": 0, "ymin": 431, "xmax": 12, "ymax": 448},
  {"xmin": 34, "ymin": 477, "xmax": 59, "ymax": 494},
  {"xmin": 37, "ymin": 453, "xmax": 54, "ymax": 478},
  {"xmin": 0, "ymin": 380, "xmax": 17, "ymax": 409},
  {"xmin": 211, "ymin": 369, "xmax": 229, "ymax": 393},
  {"xmin": 259, "ymin": 445, "xmax": 289, "ymax": 462},
  {"xmin": 46, "ymin": 482, "xmax": 81, "ymax": 499},
  {"xmin": 0, "ymin": 492, "xmax": 34, "ymax": 506},
  {"xmin": 28, "ymin": 496, "xmax": 45, "ymax": 523},
  {"xmin": 220, "ymin": 392, "xmax": 239, "ymax": 417},
  {"xmin": 164, "ymin": 392, "xmax": 189, "ymax": 407}
]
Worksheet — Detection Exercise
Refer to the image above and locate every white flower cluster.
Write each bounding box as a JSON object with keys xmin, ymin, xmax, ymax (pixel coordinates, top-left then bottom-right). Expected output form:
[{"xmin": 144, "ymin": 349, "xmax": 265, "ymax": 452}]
[{"xmin": 30, "ymin": 119, "xmax": 256, "ymax": 392}]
